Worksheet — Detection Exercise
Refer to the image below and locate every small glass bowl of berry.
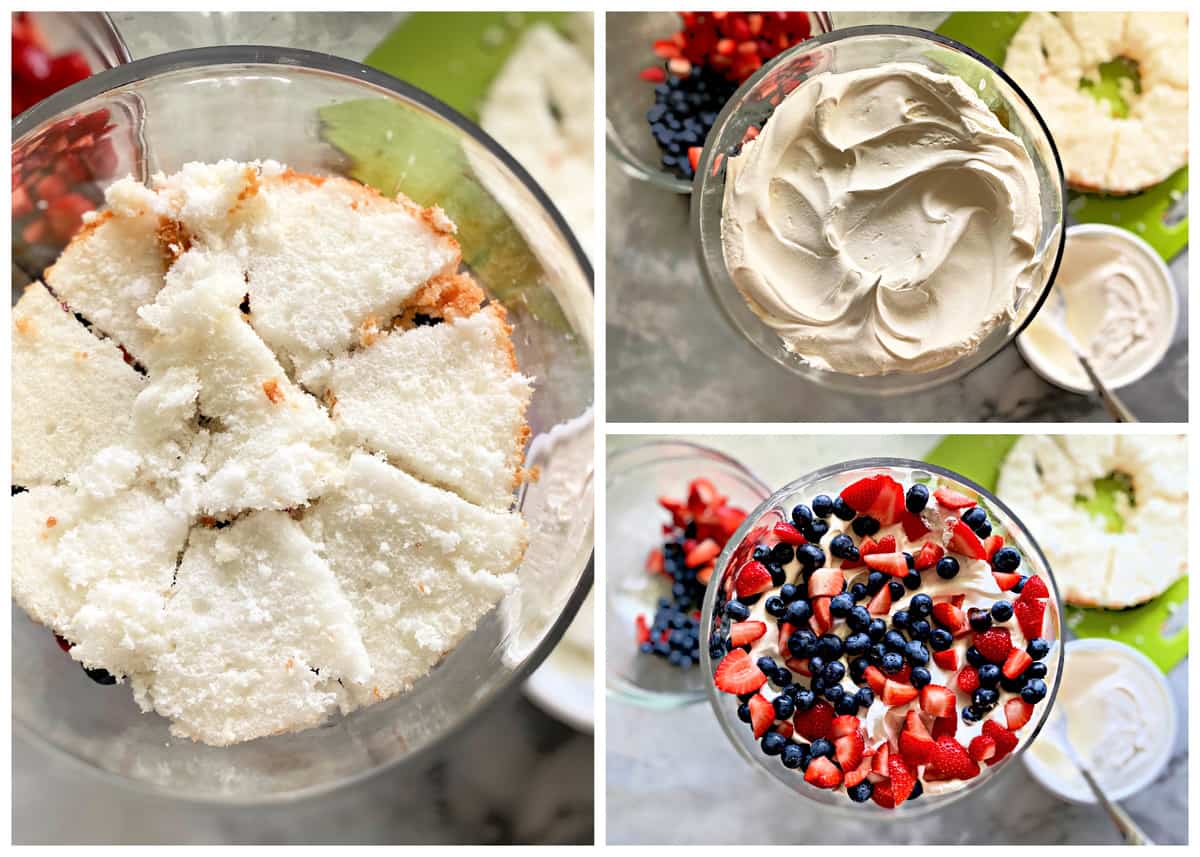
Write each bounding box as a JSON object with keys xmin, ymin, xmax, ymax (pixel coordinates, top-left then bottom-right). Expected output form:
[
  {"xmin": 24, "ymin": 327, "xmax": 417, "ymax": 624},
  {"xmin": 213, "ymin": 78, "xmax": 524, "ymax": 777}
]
[
  {"xmin": 607, "ymin": 440, "xmax": 771, "ymax": 707},
  {"xmin": 701, "ymin": 459, "xmax": 1063, "ymax": 815}
]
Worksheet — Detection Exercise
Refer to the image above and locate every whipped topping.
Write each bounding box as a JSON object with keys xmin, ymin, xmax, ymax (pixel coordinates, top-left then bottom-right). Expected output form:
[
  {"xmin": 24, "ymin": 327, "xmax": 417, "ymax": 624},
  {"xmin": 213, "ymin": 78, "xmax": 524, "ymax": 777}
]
[
  {"xmin": 1020, "ymin": 228, "xmax": 1174, "ymax": 389},
  {"xmin": 1029, "ymin": 644, "xmax": 1170, "ymax": 800},
  {"xmin": 721, "ymin": 62, "xmax": 1045, "ymax": 375}
]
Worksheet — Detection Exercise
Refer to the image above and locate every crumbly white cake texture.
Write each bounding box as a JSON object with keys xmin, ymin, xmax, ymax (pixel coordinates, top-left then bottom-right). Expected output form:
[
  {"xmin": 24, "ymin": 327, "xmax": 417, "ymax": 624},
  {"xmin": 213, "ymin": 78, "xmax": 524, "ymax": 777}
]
[{"xmin": 12, "ymin": 160, "xmax": 534, "ymax": 746}]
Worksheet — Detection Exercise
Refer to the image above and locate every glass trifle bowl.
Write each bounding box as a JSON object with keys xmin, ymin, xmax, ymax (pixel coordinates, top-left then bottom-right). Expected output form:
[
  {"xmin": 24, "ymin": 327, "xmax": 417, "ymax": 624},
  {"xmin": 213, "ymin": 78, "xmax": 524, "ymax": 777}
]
[
  {"xmin": 700, "ymin": 459, "xmax": 1064, "ymax": 816},
  {"xmin": 12, "ymin": 46, "xmax": 593, "ymax": 802},
  {"xmin": 692, "ymin": 26, "xmax": 1067, "ymax": 395}
]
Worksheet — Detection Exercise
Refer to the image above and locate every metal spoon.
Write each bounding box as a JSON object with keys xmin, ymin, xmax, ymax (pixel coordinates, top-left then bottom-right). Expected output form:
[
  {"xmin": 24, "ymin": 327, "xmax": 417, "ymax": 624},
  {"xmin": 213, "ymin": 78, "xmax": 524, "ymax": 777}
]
[
  {"xmin": 1041, "ymin": 290, "xmax": 1137, "ymax": 422},
  {"xmin": 1042, "ymin": 709, "xmax": 1154, "ymax": 845}
]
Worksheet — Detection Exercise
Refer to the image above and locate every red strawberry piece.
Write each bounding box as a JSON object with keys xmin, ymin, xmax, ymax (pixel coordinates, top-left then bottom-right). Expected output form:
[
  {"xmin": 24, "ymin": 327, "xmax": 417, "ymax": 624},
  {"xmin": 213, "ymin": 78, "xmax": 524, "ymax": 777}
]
[
  {"xmin": 685, "ymin": 538, "xmax": 721, "ymax": 568},
  {"xmin": 658, "ymin": 496, "xmax": 688, "ymax": 527},
  {"xmin": 55, "ymin": 634, "xmax": 72, "ymax": 653},
  {"xmin": 1002, "ymin": 648, "xmax": 1034, "ymax": 679},
  {"xmin": 639, "ymin": 65, "xmax": 667, "ymax": 82},
  {"xmin": 714, "ymin": 648, "xmax": 767, "ymax": 694},
  {"xmin": 777, "ymin": 622, "xmax": 797, "ymax": 652},
  {"xmin": 932, "ymin": 649, "xmax": 958, "ymax": 671},
  {"xmin": 900, "ymin": 510, "xmax": 930, "ymax": 542},
  {"xmin": 948, "ymin": 519, "xmax": 988, "ymax": 560},
  {"xmin": 899, "ymin": 710, "xmax": 935, "ymax": 766},
  {"xmin": 927, "ymin": 736, "xmax": 981, "ymax": 780},
  {"xmin": 783, "ymin": 656, "xmax": 810, "ymax": 676},
  {"xmin": 772, "ymin": 521, "xmax": 807, "ymax": 545},
  {"xmin": 864, "ymin": 665, "xmax": 887, "ymax": 696},
  {"xmin": 882, "ymin": 680, "xmax": 918, "ymax": 707},
  {"xmin": 839, "ymin": 475, "xmax": 885, "ymax": 514},
  {"xmin": 21, "ymin": 214, "xmax": 48, "ymax": 245},
  {"xmin": 1019, "ymin": 575, "xmax": 1050, "ymax": 601},
  {"xmin": 974, "ymin": 628, "xmax": 1013, "ymax": 664},
  {"xmin": 836, "ymin": 730, "xmax": 866, "ymax": 770},
  {"xmin": 748, "ymin": 693, "xmax": 775, "ymax": 738},
  {"xmin": 893, "ymin": 663, "xmax": 912, "ymax": 685},
  {"xmin": 844, "ymin": 753, "xmax": 873, "ymax": 789},
  {"xmin": 635, "ymin": 614, "xmax": 651, "ymax": 645},
  {"xmin": 867, "ymin": 476, "xmax": 905, "ymax": 526},
  {"xmin": 863, "ymin": 552, "xmax": 909, "ymax": 578},
  {"xmin": 871, "ymin": 781, "xmax": 897, "ymax": 809},
  {"xmin": 729, "ymin": 620, "xmax": 766, "ymax": 648},
  {"xmin": 857, "ymin": 536, "xmax": 880, "ymax": 556},
  {"xmin": 734, "ymin": 560, "xmax": 773, "ymax": 599},
  {"xmin": 775, "ymin": 720, "xmax": 794, "ymax": 739},
  {"xmin": 33, "ymin": 172, "xmax": 68, "ymax": 203},
  {"xmin": 932, "ymin": 601, "xmax": 969, "ymax": 636},
  {"xmin": 715, "ymin": 505, "xmax": 747, "ymax": 540},
  {"xmin": 645, "ymin": 548, "xmax": 664, "ymax": 574},
  {"xmin": 873, "ymin": 535, "xmax": 898, "ymax": 554},
  {"xmin": 1005, "ymin": 697, "xmax": 1034, "ymax": 731},
  {"xmin": 830, "ymin": 714, "xmax": 861, "ymax": 739},
  {"xmin": 811, "ymin": 596, "xmax": 833, "ymax": 635},
  {"xmin": 983, "ymin": 534, "xmax": 1004, "ymax": 560},
  {"xmin": 919, "ymin": 684, "xmax": 956, "ymax": 717},
  {"xmin": 914, "ymin": 541, "xmax": 944, "ymax": 570},
  {"xmin": 934, "ymin": 487, "xmax": 977, "ymax": 510},
  {"xmin": 804, "ymin": 755, "xmax": 843, "ymax": 789},
  {"xmin": 687, "ymin": 146, "xmax": 703, "ymax": 171},
  {"xmin": 870, "ymin": 741, "xmax": 890, "ymax": 776},
  {"xmin": 931, "ymin": 715, "xmax": 958, "ymax": 740},
  {"xmin": 45, "ymin": 192, "xmax": 93, "ymax": 243},
  {"xmin": 968, "ymin": 735, "xmax": 997, "ymax": 763},
  {"xmin": 687, "ymin": 477, "xmax": 721, "ymax": 515},
  {"xmin": 993, "ymin": 572, "xmax": 1021, "ymax": 591},
  {"xmin": 1015, "ymin": 597, "xmax": 1046, "ymax": 639},
  {"xmin": 793, "ymin": 699, "xmax": 834, "ymax": 741},
  {"xmin": 866, "ymin": 583, "xmax": 892, "ymax": 617},
  {"xmin": 982, "ymin": 719, "xmax": 1019, "ymax": 764},
  {"xmin": 807, "ymin": 568, "xmax": 844, "ymax": 598},
  {"xmin": 653, "ymin": 38, "xmax": 682, "ymax": 58},
  {"xmin": 957, "ymin": 666, "xmax": 980, "ymax": 694},
  {"xmin": 696, "ymin": 564, "xmax": 713, "ymax": 585},
  {"xmin": 889, "ymin": 755, "xmax": 918, "ymax": 805}
]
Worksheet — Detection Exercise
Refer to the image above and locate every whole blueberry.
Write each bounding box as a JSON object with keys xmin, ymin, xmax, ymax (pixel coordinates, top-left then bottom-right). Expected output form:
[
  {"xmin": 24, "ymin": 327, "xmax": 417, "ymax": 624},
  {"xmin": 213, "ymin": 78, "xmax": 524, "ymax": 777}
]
[
  {"xmin": 909, "ymin": 593, "xmax": 933, "ymax": 618},
  {"xmin": 737, "ymin": 702, "xmax": 752, "ymax": 723},
  {"xmin": 889, "ymin": 580, "xmax": 906, "ymax": 600},
  {"xmin": 1000, "ymin": 674, "xmax": 1025, "ymax": 693},
  {"xmin": 965, "ymin": 646, "xmax": 985, "ymax": 667},
  {"xmin": 772, "ymin": 668, "xmax": 793, "ymax": 688},
  {"xmin": 796, "ymin": 544, "xmax": 826, "ymax": 572},
  {"xmin": 909, "ymin": 619, "xmax": 932, "ymax": 641},
  {"xmin": 791, "ymin": 504, "xmax": 814, "ymax": 527},
  {"xmin": 765, "ymin": 596, "xmax": 787, "ymax": 618},
  {"xmin": 725, "ymin": 600, "xmax": 750, "ymax": 620},
  {"xmin": 785, "ymin": 600, "xmax": 813, "ymax": 625},
  {"xmin": 752, "ymin": 544, "xmax": 771, "ymax": 563},
  {"xmin": 962, "ymin": 506, "xmax": 988, "ymax": 532},
  {"xmin": 1027, "ymin": 638, "xmax": 1051, "ymax": 660},
  {"xmin": 1026, "ymin": 662, "xmax": 1049, "ymax": 680},
  {"xmin": 812, "ymin": 494, "xmax": 835, "ymax": 518},
  {"xmin": 847, "ymin": 605, "xmax": 871, "ymax": 631},
  {"xmin": 968, "ymin": 608, "xmax": 993, "ymax": 632},
  {"xmin": 1021, "ymin": 678, "xmax": 1048, "ymax": 704},
  {"xmin": 868, "ymin": 643, "xmax": 887, "ymax": 666},
  {"xmin": 905, "ymin": 641, "xmax": 929, "ymax": 666},
  {"xmin": 781, "ymin": 742, "xmax": 809, "ymax": 769},
  {"xmin": 892, "ymin": 610, "xmax": 911, "ymax": 631},
  {"xmin": 909, "ymin": 780, "xmax": 924, "ymax": 801},
  {"xmin": 823, "ymin": 683, "xmax": 845, "ymax": 703},
  {"xmin": 816, "ymin": 634, "xmax": 844, "ymax": 661},
  {"xmin": 738, "ymin": 691, "xmax": 758, "ymax": 703},
  {"xmin": 977, "ymin": 663, "xmax": 1001, "ymax": 688},
  {"xmin": 972, "ymin": 688, "xmax": 999, "ymax": 711},
  {"xmin": 844, "ymin": 633, "xmax": 871, "ymax": 657},
  {"xmin": 866, "ymin": 572, "xmax": 887, "ymax": 595},
  {"xmin": 788, "ymin": 629, "xmax": 817, "ymax": 657},
  {"xmin": 992, "ymin": 547, "xmax": 1021, "ymax": 573},
  {"xmin": 903, "ymin": 570, "xmax": 922, "ymax": 590},
  {"xmin": 847, "ymin": 781, "xmax": 874, "ymax": 803},
  {"xmin": 904, "ymin": 551, "xmax": 916, "ymax": 569},
  {"xmin": 756, "ymin": 656, "xmax": 778, "ymax": 675},
  {"xmin": 794, "ymin": 687, "xmax": 816, "ymax": 711},
  {"xmin": 906, "ymin": 483, "xmax": 930, "ymax": 513},
  {"xmin": 773, "ymin": 694, "xmax": 796, "ymax": 719},
  {"xmin": 823, "ymin": 660, "xmax": 846, "ymax": 685},
  {"xmin": 803, "ymin": 520, "xmax": 831, "ymax": 543},
  {"xmin": 808, "ymin": 655, "xmax": 827, "ymax": 677},
  {"xmin": 810, "ymin": 737, "xmax": 835, "ymax": 759},
  {"xmin": 835, "ymin": 694, "xmax": 859, "ymax": 716},
  {"xmin": 991, "ymin": 600, "xmax": 1014, "ymax": 622},
  {"xmin": 855, "ymin": 686, "xmax": 875, "ymax": 709},
  {"xmin": 668, "ymin": 651, "xmax": 683, "ymax": 666},
  {"xmin": 881, "ymin": 652, "xmax": 905, "ymax": 674},
  {"xmin": 936, "ymin": 557, "xmax": 960, "ymax": 579},
  {"xmin": 770, "ymin": 543, "xmax": 795, "ymax": 566},
  {"xmin": 883, "ymin": 630, "xmax": 907, "ymax": 653},
  {"xmin": 867, "ymin": 618, "xmax": 887, "ymax": 641},
  {"xmin": 910, "ymin": 667, "xmax": 932, "ymax": 689},
  {"xmin": 767, "ymin": 563, "xmax": 787, "ymax": 587},
  {"xmin": 761, "ymin": 731, "xmax": 788, "ymax": 756},
  {"xmin": 850, "ymin": 582, "xmax": 869, "ymax": 603},
  {"xmin": 929, "ymin": 628, "xmax": 953, "ymax": 651},
  {"xmin": 852, "ymin": 516, "xmax": 880, "ymax": 537},
  {"xmin": 974, "ymin": 520, "xmax": 992, "ymax": 538},
  {"xmin": 830, "ymin": 593, "xmax": 855, "ymax": 617},
  {"xmin": 850, "ymin": 657, "xmax": 871, "ymax": 684},
  {"xmin": 833, "ymin": 497, "xmax": 856, "ymax": 521},
  {"xmin": 778, "ymin": 583, "xmax": 799, "ymax": 603},
  {"xmin": 961, "ymin": 705, "xmax": 982, "ymax": 724},
  {"xmin": 829, "ymin": 533, "xmax": 858, "ymax": 560}
]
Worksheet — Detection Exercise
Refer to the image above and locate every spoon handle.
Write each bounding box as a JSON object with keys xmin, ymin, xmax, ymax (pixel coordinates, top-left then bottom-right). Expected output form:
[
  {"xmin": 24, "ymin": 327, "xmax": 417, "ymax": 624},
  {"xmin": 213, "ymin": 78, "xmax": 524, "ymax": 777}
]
[
  {"xmin": 1076, "ymin": 355, "xmax": 1138, "ymax": 423},
  {"xmin": 1077, "ymin": 766, "xmax": 1155, "ymax": 845}
]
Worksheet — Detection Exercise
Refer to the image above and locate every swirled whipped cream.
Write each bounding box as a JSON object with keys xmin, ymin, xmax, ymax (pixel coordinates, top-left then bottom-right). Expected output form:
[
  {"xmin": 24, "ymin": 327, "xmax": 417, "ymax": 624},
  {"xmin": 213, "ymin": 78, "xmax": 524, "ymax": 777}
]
[{"xmin": 721, "ymin": 62, "xmax": 1045, "ymax": 375}]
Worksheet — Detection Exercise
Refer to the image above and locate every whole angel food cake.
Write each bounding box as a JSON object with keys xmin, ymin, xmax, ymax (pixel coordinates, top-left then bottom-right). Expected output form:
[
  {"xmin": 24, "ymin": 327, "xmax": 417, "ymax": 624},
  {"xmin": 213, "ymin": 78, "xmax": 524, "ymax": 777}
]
[
  {"xmin": 12, "ymin": 160, "xmax": 534, "ymax": 746},
  {"xmin": 710, "ymin": 471, "xmax": 1059, "ymax": 809}
]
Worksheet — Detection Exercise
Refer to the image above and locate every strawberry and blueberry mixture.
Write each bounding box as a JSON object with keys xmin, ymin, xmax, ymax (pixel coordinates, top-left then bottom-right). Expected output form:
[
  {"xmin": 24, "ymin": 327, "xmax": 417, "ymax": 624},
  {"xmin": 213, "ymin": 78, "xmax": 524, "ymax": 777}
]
[
  {"xmin": 12, "ymin": 12, "xmax": 93, "ymax": 117},
  {"xmin": 710, "ymin": 472, "xmax": 1056, "ymax": 808},
  {"xmin": 638, "ymin": 478, "xmax": 749, "ymax": 669},
  {"xmin": 639, "ymin": 12, "xmax": 817, "ymax": 179}
]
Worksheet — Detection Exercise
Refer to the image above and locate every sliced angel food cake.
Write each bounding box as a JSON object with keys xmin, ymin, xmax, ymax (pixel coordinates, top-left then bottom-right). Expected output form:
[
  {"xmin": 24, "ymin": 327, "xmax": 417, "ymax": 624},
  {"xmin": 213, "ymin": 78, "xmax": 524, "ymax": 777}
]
[{"xmin": 12, "ymin": 160, "xmax": 535, "ymax": 745}]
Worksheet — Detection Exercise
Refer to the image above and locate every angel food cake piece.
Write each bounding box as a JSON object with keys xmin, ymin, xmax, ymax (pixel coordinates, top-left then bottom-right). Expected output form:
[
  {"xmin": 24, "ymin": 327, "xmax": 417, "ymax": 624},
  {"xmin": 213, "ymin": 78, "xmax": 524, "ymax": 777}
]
[{"xmin": 11, "ymin": 160, "xmax": 535, "ymax": 745}]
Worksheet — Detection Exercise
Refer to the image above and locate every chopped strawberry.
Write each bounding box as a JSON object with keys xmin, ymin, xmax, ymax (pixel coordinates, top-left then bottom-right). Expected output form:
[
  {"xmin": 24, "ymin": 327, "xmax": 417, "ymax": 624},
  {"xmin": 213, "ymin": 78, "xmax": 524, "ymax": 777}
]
[
  {"xmin": 867, "ymin": 477, "xmax": 905, "ymax": 526},
  {"xmin": 639, "ymin": 65, "xmax": 667, "ymax": 83},
  {"xmin": 748, "ymin": 693, "xmax": 775, "ymax": 738},
  {"xmin": 830, "ymin": 715, "xmax": 861, "ymax": 739},
  {"xmin": 783, "ymin": 656, "xmax": 809, "ymax": 676},
  {"xmin": 913, "ymin": 541, "xmax": 944, "ymax": 570},
  {"xmin": 931, "ymin": 715, "xmax": 958, "ymax": 740},
  {"xmin": 645, "ymin": 548, "xmax": 664, "ymax": 575},
  {"xmin": 974, "ymin": 628, "xmax": 1013, "ymax": 664},
  {"xmin": 933, "ymin": 487, "xmax": 976, "ymax": 510},
  {"xmin": 983, "ymin": 534, "xmax": 1004, "ymax": 560},
  {"xmin": 863, "ymin": 552, "xmax": 909, "ymax": 578},
  {"xmin": 864, "ymin": 665, "xmax": 887, "ymax": 696},
  {"xmin": 870, "ymin": 741, "xmax": 890, "ymax": 776},
  {"xmin": 839, "ymin": 475, "xmax": 886, "ymax": 515},
  {"xmin": 919, "ymin": 684, "xmax": 956, "ymax": 717},
  {"xmin": 696, "ymin": 564, "xmax": 713, "ymax": 585},
  {"xmin": 881, "ymin": 680, "xmax": 919, "ymax": 707},
  {"xmin": 835, "ymin": 730, "xmax": 865, "ymax": 770},
  {"xmin": 807, "ymin": 568, "xmax": 844, "ymax": 598},
  {"xmin": 1002, "ymin": 648, "xmax": 1033, "ymax": 679},
  {"xmin": 873, "ymin": 535, "xmax": 898, "ymax": 554},
  {"xmin": 1014, "ymin": 597, "xmax": 1046, "ymax": 639},
  {"xmin": 866, "ymin": 584, "xmax": 892, "ymax": 617},
  {"xmin": 926, "ymin": 736, "xmax": 980, "ymax": 780},
  {"xmin": 857, "ymin": 536, "xmax": 879, "ymax": 556},
  {"xmin": 686, "ymin": 477, "xmax": 721, "ymax": 516},
  {"xmin": 729, "ymin": 620, "xmax": 767, "ymax": 648},
  {"xmin": 734, "ymin": 560, "xmax": 773, "ymax": 598},
  {"xmin": 804, "ymin": 755, "xmax": 843, "ymax": 789},
  {"xmin": 793, "ymin": 700, "xmax": 834, "ymax": 741},
  {"xmin": 635, "ymin": 614, "xmax": 651, "ymax": 645},
  {"xmin": 844, "ymin": 753, "xmax": 873, "ymax": 788},
  {"xmin": 1019, "ymin": 575, "xmax": 1050, "ymax": 601},
  {"xmin": 772, "ymin": 521, "xmax": 806, "ymax": 545},
  {"xmin": 714, "ymin": 648, "xmax": 767, "ymax": 694},
  {"xmin": 893, "ymin": 663, "xmax": 912, "ymax": 685},
  {"xmin": 657, "ymin": 496, "xmax": 688, "ymax": 527},
  {"xmin": 898, "ymin": 710, "xmax": 935, "ymax": 766},
  {"xmin": 889, "ymin": 755, "xmax": 918, "ymax": 806},
  {"xmin": 777, "ymin": 621, "xmax": 797, "ymax": 652},
  {"xmin": 775, "ymin": 720, "xmax": 794, "ymax": 739},
  {"xmin": 932, "ymin": 649, "xmax": 958, "ymax": 671},
  {"xmin": 982, "ymin": 719, "xmax": 1019, "ymax": 764},
  {"xmin": 948, "ymin": 519, "xmax": 988, "ymax": 560},
  {"xmin": 1005, "ymin": 697, "xmax": 1034, "ymax": 731},
  {"xmin": 957, "ymin": 666, "xmax": 980, "ymax": 694},
  {"xmin": 811, "ymin": 596, "xmax": 833, "ymax": 635},
  {"xmin": 932, "ymin": 601, "xmax": 969, "ymax": 636},
  {"xmin": 993, "ymin": 572, "xmax": 1022, "ymax": 591},
  {"xmin": 714, "ymin": 505, "xmax": 748, "ymax": 540},
  {"xmin": 685, "ymin": 538, "xmax": 721, "ymax": 568},
  {"xmin": 687, "ymin": 146, "xmax": 702, "ymax": 171},
  {"xmin": 968, "ymin": 735, "xmax": 997, "ymax": 763},
  {"xmin": 900, "ymin": 510, "xmax": 930, "ymax": 542}
]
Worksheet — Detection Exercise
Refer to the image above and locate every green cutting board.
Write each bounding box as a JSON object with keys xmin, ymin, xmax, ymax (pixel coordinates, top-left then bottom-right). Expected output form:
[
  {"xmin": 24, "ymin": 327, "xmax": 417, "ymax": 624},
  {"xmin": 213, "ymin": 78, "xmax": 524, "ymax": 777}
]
[
  {"xmin": 925, "ymin": 435, "xmax": 1188, "ymax": 673},
  {"xmin": 938, "ymin": 12, "xmax": 1189, "ymax": 261}
]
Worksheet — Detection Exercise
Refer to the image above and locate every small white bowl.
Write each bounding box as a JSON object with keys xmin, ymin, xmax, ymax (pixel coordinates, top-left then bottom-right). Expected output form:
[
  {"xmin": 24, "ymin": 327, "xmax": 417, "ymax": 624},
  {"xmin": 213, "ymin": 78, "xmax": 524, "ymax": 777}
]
[
  {"xmin": 1017, "ymin": 223, "xmax": 1178, "ymax": 394},
  {"xmin": 1023, "ymin": 638, "xmax": 1177, "ymax": 804}
]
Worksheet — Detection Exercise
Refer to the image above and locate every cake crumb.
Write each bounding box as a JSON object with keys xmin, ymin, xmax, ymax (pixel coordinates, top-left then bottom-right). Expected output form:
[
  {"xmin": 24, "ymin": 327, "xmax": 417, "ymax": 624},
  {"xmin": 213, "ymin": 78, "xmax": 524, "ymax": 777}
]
[
  {"xmin": 262, "ymin": 379, "xmax": 284, "ymax": 404},
  {"xmin": 45, "ymin": 516, "xmax": 57, "ymax": 528}
]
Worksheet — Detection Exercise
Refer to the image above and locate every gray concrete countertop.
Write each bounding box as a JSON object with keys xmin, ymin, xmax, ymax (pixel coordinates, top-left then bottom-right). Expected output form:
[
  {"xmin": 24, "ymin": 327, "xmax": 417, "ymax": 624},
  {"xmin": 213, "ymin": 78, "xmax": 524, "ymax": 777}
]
[
  {"xmin": 605, "ymin": 13, "xmax": 1188, "ymax": 423},
  {"xmin": 605, "ymin": 435, "xmax": 1188, "ymax": 844},
  {"xmin": 13, "ymin": 12, "xmax": 592, "ymax": 846}
]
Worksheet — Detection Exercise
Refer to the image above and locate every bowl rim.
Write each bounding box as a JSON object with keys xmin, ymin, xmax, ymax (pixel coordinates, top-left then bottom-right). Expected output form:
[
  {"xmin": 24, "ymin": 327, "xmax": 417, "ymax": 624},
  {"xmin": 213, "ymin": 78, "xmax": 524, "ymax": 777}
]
[
  {"xmin": 1016, "ymin": 222, "xmax": 1180, "ymax": 394},
  {"xmin": 690, "ymin": 23, "xmax": 1069, "ymax": 395},
  {"xmin": 11, "ymin": 43, "xmax": 595, "ymax": 805},
  {"xmin": 1021, "ymin": 637, "xmax": 1178, "ymax": 805},
  {"xmin": 700, "ymin": 456, "xmax": 1066, "ymax": 819}
]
